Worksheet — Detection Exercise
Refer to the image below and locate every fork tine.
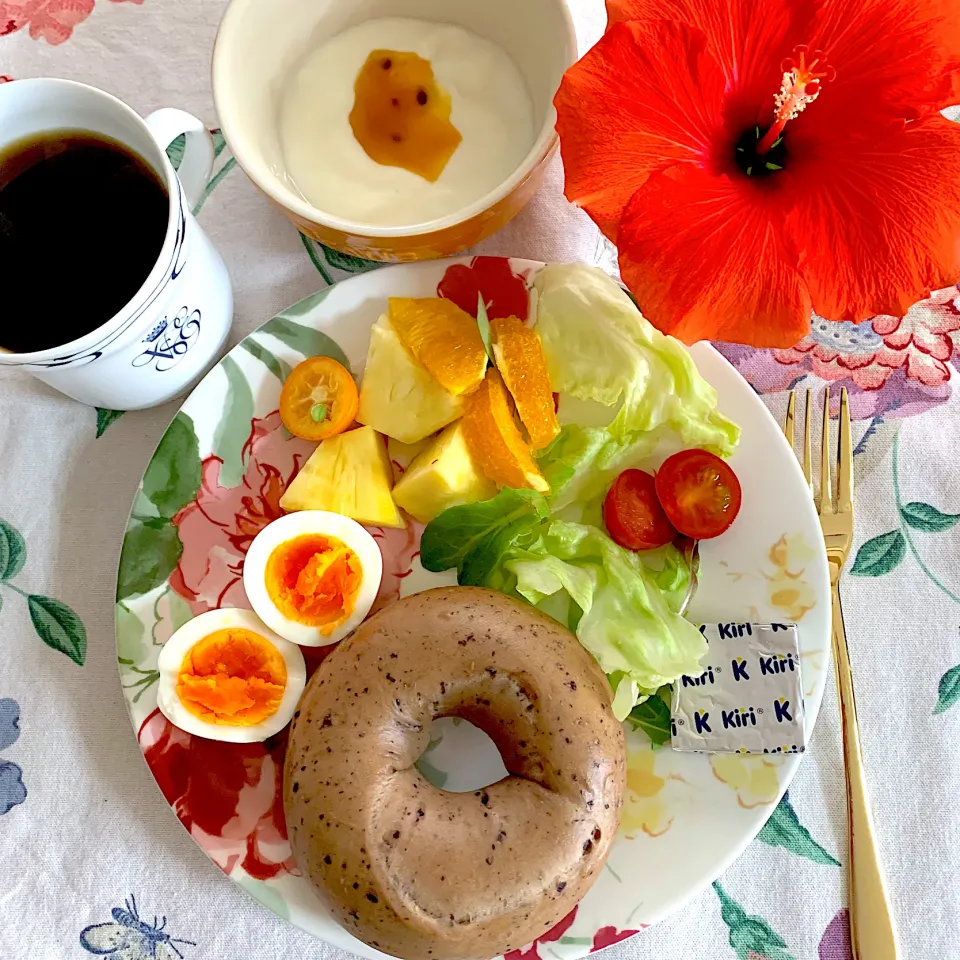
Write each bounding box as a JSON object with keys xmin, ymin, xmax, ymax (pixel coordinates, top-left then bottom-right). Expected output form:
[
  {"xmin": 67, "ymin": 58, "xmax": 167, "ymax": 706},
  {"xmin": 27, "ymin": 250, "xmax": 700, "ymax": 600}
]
[
  {"xmin": 783, "ymin": 390, "xmax": 796, "ymax": 446},
  {"xmin": 802, "ymin": 390, "xmax": 813, "ymax": 492},
  {"xmin": 837, "ymin": 386, "xmax": 853, "ymax": 513},
  {"xmin": 820, "ymin": 386, "xmax": 833, "ymax": 514}
]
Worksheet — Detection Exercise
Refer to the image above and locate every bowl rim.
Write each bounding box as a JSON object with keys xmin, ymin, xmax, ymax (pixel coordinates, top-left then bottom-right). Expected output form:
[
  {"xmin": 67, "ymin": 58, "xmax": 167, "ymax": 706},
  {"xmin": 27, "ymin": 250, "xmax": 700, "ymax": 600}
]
[{"xmin": 211, "ymin": 0, "xmax": 578, "ymax": 239}]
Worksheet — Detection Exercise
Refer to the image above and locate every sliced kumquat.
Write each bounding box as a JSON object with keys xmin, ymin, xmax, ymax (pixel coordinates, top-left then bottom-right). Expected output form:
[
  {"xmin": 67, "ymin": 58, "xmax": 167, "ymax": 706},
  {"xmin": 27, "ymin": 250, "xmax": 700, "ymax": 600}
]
[
  {"xmin": 490, "ymin": 315, "xmax": 559, "ymax": 450},
  {"xmin": 461, "ymin": 368, "xmax": 549, "ymax": 493},
  {"xmin": 279, "ymin": 356, "xmax": 359, "ymax": 441},
  {"xmin": 388, "ymin": 296, "xmax": 488, "ymax": 396}
]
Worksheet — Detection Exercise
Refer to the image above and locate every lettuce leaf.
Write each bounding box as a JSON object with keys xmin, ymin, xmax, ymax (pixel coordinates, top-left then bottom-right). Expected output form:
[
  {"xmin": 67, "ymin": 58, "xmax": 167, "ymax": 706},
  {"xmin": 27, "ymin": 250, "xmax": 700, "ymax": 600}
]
[
  {"xmin": 504, "ymin": 521, "xmax": 706, "ymax": 716},
  {"xmin": 534, "ymin": 263, "xmax": 740, "ymax": 507}
]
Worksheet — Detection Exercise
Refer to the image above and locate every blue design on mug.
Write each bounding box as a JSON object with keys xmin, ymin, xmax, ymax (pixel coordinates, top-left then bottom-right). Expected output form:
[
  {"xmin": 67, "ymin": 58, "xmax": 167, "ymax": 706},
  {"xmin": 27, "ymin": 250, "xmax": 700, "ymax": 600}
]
[
  {"xmin": 23, "ymin": 181, "xmax": 188, "ymax": 369},
  {"xmin": 80, "ymin": 894, "xmax": 196, "ymax": 959},
  {"xmin": 143, "ymin": 319, "xmax": 169, "ymax": 344},
  {"xmin": 132, "ymin": 307, "xmax": 201, "ymax": 372}
]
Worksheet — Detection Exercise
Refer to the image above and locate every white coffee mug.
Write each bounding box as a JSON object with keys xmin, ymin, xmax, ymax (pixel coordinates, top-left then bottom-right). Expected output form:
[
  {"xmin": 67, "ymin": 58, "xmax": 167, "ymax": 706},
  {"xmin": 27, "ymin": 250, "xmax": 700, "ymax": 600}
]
[{"xmin": 0, "ymin": 78, "xmax": 233, "ymax": 410}]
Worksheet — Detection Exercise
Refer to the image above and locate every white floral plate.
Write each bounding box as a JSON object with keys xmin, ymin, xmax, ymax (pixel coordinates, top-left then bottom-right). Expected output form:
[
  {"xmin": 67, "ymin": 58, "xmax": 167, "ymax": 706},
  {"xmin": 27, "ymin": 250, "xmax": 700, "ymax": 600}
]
[{"xmin": 115, "ymin": 257, "xmax": 831, "ymax": 960}]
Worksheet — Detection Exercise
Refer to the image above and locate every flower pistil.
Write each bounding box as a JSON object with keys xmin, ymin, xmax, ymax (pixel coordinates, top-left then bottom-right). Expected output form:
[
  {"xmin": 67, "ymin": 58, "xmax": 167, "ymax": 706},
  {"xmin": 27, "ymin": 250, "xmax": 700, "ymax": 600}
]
[{"xmin": 757, "ymin": 46, "xmax": 836, "ymax": 155}]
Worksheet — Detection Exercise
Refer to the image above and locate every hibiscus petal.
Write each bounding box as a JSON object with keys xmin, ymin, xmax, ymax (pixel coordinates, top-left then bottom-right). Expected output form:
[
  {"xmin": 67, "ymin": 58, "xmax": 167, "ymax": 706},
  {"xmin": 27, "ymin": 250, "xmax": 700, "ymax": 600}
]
[
  {"xmin": 806, "ymin": 0, "xmax": 960, "ymax": 120},
  {"xmin": 617, "ymin": 163, "xmax": 812, "ymax": 346},
  {"xmin": 555, "ymin": 19, "xmax": 727, "ymax": 239},
  {"xmin": 788, "ymin": 115, "xmax": 960, "ymax": 322},
  {"xmin": 605, "ymin": 0, "xmax": 818, "ymax": 132}
]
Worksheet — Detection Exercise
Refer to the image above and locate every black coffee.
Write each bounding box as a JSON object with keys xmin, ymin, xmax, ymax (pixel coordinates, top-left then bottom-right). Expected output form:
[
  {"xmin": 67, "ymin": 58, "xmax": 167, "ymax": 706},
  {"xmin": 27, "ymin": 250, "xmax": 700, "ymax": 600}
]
[{"xmin": 0, "ymin": 130, "xmax": 168, "ymax": 353}]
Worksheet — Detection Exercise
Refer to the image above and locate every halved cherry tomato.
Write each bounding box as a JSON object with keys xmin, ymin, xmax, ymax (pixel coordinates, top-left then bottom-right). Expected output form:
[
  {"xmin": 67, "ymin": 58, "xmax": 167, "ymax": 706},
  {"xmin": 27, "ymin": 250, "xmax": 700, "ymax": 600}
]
[
  {"xmin": 603, "ymin": 469, "xmax": 677, "ymax": 551},
  {"xmin": 654, "ymin": 449, "xmax": 741, "ymax": 539},
  {"xmin": 279, "ymin": 356, "xmax": 359, "ymax": 441}
]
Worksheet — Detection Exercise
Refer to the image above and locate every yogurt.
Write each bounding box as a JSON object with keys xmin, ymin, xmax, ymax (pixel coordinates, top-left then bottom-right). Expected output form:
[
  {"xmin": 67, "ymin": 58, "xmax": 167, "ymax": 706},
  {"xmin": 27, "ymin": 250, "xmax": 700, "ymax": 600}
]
[{"xmin": 278, "ymin": 18, "xmax": 536, "ymax": 227}]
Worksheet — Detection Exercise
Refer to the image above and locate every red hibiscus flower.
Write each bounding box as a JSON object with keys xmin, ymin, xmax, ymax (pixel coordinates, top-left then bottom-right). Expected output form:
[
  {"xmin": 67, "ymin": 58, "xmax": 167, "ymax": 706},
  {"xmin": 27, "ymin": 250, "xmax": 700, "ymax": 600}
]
[
  {"xmin": 438, "ymin": 256, "xmax": 532, "ymax": 321},
  {"xmin": 555, "ymin": 0, "xmax": 960, "ymax": 347},
  {"xmin": 139, "ymin": 707, "xmax": 295, "ymax": 880},
  {"xmin": 503, "ymin": 906, "xmax": 578, "ymax": 960},
  {"xmin": 591, "ymin": 925, "xmax": 644, "ymax": 952}
]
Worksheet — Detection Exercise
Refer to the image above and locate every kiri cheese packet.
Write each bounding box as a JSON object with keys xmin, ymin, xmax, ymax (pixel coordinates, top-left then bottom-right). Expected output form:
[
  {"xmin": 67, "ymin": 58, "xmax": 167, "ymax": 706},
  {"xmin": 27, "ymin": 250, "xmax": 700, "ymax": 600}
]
[{"xmin": 670, "ymin": 622, "xmax": 805, "ymax": 755}]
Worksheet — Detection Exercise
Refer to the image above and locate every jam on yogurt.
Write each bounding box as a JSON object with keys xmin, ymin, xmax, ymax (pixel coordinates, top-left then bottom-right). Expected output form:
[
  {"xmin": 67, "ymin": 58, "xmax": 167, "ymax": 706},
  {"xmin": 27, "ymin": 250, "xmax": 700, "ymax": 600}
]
[{"xmin": 350, "ymin": 50, "xmax": 461, "ymax": 183}]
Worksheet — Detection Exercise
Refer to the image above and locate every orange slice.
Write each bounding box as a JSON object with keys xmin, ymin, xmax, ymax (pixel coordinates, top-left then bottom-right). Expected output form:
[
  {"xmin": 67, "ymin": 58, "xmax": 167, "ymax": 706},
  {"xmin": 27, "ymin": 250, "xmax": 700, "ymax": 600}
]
[
  {"xmin": 490, "ymin": 315, "xmax": 560, "ymax": 450},
  {"xmin": 388, "ymin": 297, "xmax": 488, "ymax": 396},
  {"xmin": 461, "ymin": 368, "xmax": 549, "ymax": 493}
]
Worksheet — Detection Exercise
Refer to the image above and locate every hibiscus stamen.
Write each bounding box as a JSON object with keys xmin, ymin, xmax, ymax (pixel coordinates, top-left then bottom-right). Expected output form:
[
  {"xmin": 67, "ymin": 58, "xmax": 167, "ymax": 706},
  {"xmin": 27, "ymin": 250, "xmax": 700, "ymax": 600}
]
[{"xmin": 757, "ymin": 46, "xmax": 835, "ymax": 155}]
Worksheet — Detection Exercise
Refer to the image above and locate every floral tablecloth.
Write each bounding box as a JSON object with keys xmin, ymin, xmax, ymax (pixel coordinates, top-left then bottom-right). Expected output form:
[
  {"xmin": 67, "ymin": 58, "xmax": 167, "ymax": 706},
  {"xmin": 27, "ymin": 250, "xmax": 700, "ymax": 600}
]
[{"xmin": 3, "ymin": 3, "xmax": 960, "ymax": 959}]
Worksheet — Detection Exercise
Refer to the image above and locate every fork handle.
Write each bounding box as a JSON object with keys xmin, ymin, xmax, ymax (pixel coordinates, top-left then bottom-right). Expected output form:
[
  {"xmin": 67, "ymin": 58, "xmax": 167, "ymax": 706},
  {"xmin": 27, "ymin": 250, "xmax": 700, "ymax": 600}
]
[{"xmin": 831, "ymin": 577, "xmax": 900, "ymax": 960}]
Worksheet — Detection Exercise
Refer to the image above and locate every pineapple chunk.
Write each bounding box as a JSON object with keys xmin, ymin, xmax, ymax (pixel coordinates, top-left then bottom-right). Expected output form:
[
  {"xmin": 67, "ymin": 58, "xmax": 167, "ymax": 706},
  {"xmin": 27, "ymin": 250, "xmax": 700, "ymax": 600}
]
[
  {"xmin": 386, "ymin": 435, "xmax": 432, "ymax": 481},
  {"xmin": 357, "ymin": 313, "xmax": 462, "ymax": 444},
  {"xmin": 280, "ymin": 425, "xmax": 404, "ymax": 528},
  {"xmin": 391, "ymin": 422, "xmax": 497, "ymax": 524}
]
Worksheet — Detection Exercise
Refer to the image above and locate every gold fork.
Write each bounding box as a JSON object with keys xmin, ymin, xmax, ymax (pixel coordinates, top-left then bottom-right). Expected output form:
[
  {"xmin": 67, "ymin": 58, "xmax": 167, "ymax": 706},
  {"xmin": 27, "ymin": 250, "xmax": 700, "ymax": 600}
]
[{"xmin": 783, "ymin": 387, "xmax": 900, "ymax": 960}]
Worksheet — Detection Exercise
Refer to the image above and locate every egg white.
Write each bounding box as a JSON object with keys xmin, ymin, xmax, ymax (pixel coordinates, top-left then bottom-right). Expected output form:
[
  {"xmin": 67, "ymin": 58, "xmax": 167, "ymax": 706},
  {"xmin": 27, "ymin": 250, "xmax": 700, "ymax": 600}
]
[
  {"xmin": 156, "ymin": 607, "xmax": 307, "ymax": 743},
  {"xmin": 243, "ymin": 511, "xmax": 383, "ymax": 647}
]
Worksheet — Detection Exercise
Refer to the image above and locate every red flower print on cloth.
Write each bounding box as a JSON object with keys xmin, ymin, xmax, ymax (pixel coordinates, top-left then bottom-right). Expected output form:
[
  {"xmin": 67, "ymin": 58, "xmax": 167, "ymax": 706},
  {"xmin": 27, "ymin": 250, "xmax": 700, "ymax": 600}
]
[
  {"xmin": 438, "ymin": 256, "xmax": 532, "ymax": 322},
  {"xmin": 169, "ymin": 411, "xmax": 420, "ymax": 616},
  {"xmin": 591, "ymin": 925, "xmax": 644, "ymax": 952},
  {"xmin": 776, "ymin": 285, "xmax": 960, "ymax": 389},
  {"xmin": 503, "ymin": 906, "xmax": 578, "ymax": 960},
  {"xmin": 139, "ymin": 708, "xmax": 295, "ymax": 880},
  {"xmin": 716, "ymin": 284, "xmax": 960, "ymax": 420},
  {"xmin": 0, "ymin": 0, "xmax": 139, "ymax": 45}
]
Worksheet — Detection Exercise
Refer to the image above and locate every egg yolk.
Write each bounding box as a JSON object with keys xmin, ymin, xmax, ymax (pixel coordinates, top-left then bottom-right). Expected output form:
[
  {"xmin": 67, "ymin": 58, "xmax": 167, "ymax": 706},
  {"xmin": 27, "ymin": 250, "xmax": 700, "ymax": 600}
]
[
  {"xmin": 349, "ymin": 49, "xmax": 462, "ymax": 182},
  {"xmin": 265, "ymin": 533, "xmax": 363, "ymax": 635},
  {"xmin": 176, "ymin": 629, "xmax": 287, "ymax": 726}
]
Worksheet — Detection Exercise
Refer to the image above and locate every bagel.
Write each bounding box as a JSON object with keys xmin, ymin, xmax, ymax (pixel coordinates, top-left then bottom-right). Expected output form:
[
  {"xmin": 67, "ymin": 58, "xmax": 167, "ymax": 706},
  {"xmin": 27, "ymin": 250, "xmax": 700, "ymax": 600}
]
[{"xmin": 283, "ymin": 586, "xmax": 626, "ymax": 960}]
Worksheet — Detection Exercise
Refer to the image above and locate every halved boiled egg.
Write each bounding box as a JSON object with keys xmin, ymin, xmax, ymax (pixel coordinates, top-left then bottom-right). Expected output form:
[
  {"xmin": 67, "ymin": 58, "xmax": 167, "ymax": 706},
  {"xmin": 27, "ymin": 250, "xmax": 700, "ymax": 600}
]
[
  {"xmin": 156, "ymin": 608, "xmax": 306, "ymax": 743},
  {"xmin": 243, "ymin": 511, "xmax": 383, "ymax": 646}
]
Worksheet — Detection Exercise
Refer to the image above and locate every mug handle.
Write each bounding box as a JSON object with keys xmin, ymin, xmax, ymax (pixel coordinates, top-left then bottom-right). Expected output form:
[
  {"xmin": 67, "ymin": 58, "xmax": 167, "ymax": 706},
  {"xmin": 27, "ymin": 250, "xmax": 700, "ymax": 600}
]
[{"xmin": 144, "ymin": 108, "xmax": 215, "ymax": 212}]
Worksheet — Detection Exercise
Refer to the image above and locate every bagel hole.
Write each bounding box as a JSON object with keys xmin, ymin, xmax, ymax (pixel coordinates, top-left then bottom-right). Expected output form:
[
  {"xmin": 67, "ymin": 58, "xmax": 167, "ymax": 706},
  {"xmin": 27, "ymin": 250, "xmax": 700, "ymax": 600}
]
[{"xmin": 415, "ymin": 717, "xmax": 508, "ymax": 793}]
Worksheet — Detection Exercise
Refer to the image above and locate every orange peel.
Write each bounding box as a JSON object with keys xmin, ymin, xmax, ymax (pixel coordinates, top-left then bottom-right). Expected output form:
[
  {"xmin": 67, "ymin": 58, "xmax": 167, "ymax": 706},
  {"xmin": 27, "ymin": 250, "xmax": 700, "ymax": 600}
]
[
  {"xmin": 461, "ymin": 368, "xmax": 549, "ymax": 493},
  {"xmin": 490, "ymin": 315, "xmax": 560, "ymax": 450}
]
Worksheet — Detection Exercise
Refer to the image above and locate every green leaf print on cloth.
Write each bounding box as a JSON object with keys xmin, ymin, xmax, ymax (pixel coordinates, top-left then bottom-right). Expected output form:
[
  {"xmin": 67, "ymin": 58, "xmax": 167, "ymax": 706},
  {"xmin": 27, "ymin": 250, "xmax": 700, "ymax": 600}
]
[
  {"xmin": 212, "ymin": 356, "xmax": 255, "ymax": 489},
  {"xmin": 900, "ymin": 501, "xmax": 960, "ymax": 532},
  {"xmin": 756, "ymin": 791, "xmax": 840, "ymax": 866},
  {"xmin": 852, "ymin": 431, "xmax": 960, "ymax": 606},
  {"xmin": 714, "ymin": 882, "xmax": 796, "ymax": 960},
  {"xmin": 934, "ymin": 665, "xmax": 960, "ymax": 714},
  {"xmin": 0, "ymin": 519, "xmax": 87, "ymax": 665},
  {"xmin": 0, "ymin": 521, "xmax": 27, "ymax": 581},
  {"xmin": 299, "ymin": 233, "xmax": 379, "ymax": 285},
  {"xmin": 850, "ymin": 530, "xmax": 905, "ymax": 577},
  {"xmin": 95, "ymin": 408, "xmax": 125, "ymax": 438},
  {"xmin": 27, "ymin": 595, "xmax": 86, "ymax": 666},
  {"xmin": 323, "ymin": 244, "xmax": 377, "ymax": 275}
]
